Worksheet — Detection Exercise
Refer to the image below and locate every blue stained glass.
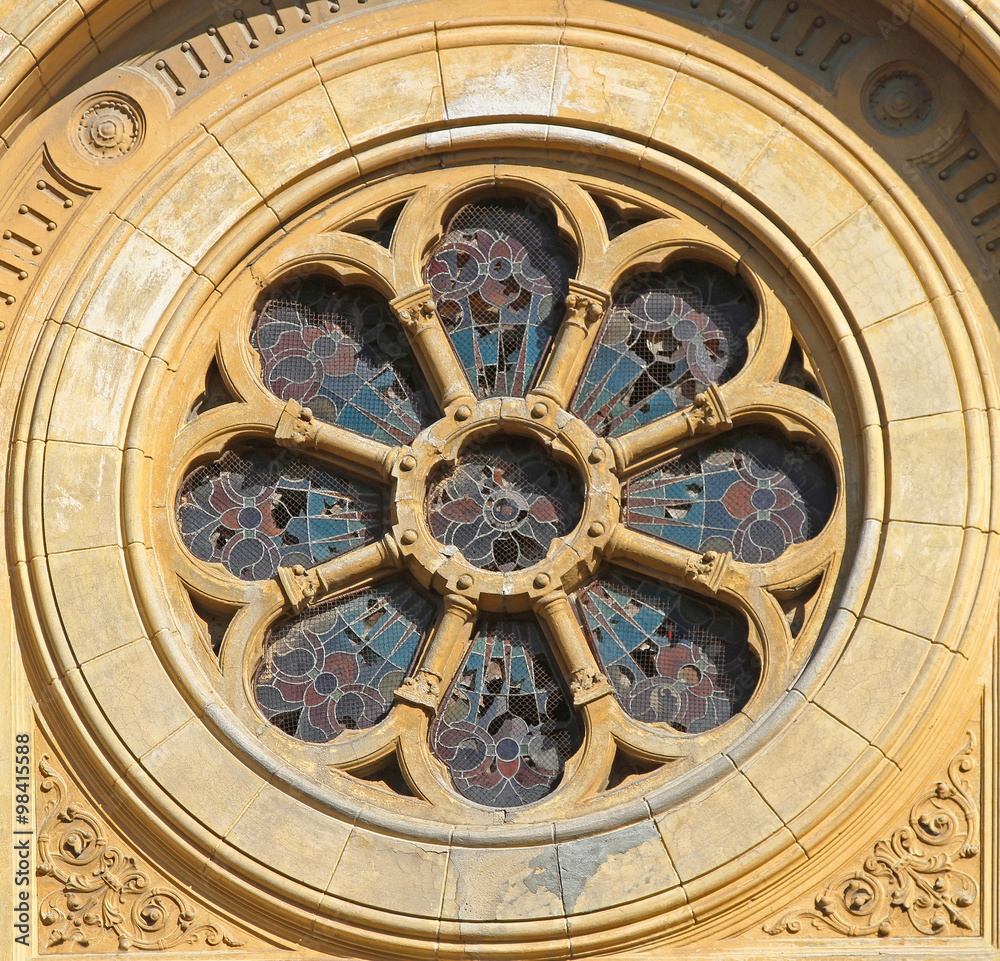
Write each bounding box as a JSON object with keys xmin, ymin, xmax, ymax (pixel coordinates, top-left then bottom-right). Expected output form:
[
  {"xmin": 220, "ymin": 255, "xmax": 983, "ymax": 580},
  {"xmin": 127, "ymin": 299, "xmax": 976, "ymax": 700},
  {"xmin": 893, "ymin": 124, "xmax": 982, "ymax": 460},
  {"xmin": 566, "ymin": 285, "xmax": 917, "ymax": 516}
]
[
  {"xmin": 252, "ymin": 275, "xmax": 436, "ymax": 445},
  {"xmin": 573, "ymin": 261, "xmax": 758, "ymax": 437},
  {"xmin": 253, "ymin": 582, "xmax": 437, "ymax": 742},
  {"xmin": 430, "ymin": 619, "xmax": 581, "ymax": 807},
  {"xmin": 575, "ymin": 571, "xmax": 757, "ymax": 732},
  {"xmin": 626, "ymin": 430, "xmax": 835, "ymax": 563},
  {"xmin": 425, "ymin": 199, "xmax": 574, "ymax": 398},
  {"xmin": 177, "ymin": 447, "xmax": 384, "ymax": 581}
]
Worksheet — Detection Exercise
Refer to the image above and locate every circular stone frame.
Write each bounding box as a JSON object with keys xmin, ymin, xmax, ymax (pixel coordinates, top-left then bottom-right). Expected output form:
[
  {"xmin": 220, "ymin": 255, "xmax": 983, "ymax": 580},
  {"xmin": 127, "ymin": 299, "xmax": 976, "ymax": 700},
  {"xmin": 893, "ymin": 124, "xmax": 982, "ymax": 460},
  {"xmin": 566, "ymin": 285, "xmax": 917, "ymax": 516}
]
[
  {"xmin": 5, "ymin": 1, "xmax": 996, "ymax": 956},
  {"xmin": 392, "ymin": 394, "xmax": 619, "ymax": 611}
]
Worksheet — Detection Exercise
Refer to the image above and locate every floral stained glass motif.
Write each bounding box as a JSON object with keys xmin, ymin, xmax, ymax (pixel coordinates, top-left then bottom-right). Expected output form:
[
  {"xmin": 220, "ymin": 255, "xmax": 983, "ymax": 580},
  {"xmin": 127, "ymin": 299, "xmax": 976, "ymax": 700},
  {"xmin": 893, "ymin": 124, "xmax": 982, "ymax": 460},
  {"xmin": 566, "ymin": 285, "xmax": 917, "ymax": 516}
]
[
  {"xmin": 251, "ymin": 275, "xmax": 436, "ymax": 445},
  {"xmin": 573, "ymin": 261, "xmax": 758, "ymax": 437},
  {"xmin": 575, "ymin": 571, "xmax": 758, "ymax": 732},
  {"xmin": 426, "ymin": 437, "xmax": 584, "ymax": 572},
  {"xmin": 177, "ymin": 447, "xmax": 384, "ymax": 581},
  {"xmin": 430, "ymin": 619, "xmax": 581, "ymax": 807},
  {"xmin": 253, "ymin": 583, "xmax": 437, "ymax": 742},
  {"xmin": 626, "ymin": 430, "xmax": 835, "ymax": 563},
  {"xmin": 425, "ymin": 199, "xmax": 573, "ymax": 398}
]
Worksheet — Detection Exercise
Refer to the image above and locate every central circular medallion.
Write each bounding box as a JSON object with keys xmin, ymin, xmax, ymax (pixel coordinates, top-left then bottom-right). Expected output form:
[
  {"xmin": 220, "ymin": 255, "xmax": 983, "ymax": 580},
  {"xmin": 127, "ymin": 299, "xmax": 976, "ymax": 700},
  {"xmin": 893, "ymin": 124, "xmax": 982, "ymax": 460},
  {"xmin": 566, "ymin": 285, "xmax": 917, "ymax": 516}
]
[{"xmin": 426, "ymin": 435, "xmax": 583, "ymax": 572}]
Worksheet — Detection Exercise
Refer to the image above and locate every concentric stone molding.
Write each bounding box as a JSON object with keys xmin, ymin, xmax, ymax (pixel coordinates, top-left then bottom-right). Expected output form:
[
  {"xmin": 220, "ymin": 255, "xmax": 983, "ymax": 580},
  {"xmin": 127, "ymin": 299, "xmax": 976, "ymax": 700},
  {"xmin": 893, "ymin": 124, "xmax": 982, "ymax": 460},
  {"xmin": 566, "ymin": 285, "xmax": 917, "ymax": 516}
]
[
  {"xmin": 0, "ymin": 0, "xmax": 996, "ymax": 959},
  {"xmin": 2, "ymin": 1, "xmax": 999, "ymax": 135}
]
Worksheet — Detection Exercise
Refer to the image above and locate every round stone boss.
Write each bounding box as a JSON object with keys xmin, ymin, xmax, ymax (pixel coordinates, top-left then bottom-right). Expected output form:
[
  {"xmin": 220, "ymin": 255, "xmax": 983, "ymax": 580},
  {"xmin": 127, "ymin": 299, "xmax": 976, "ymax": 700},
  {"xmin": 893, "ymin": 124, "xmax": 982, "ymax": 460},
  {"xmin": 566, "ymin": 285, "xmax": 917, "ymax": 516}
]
[{"xmin": 6, "ymin": 1, "xmax": 995, "ymax": 956}]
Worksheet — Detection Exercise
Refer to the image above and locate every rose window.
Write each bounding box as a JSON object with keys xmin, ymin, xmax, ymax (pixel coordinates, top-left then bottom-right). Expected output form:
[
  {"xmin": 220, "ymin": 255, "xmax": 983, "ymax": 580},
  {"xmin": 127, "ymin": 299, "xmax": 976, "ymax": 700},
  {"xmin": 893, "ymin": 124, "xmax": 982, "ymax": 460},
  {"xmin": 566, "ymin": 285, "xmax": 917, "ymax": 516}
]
[{"xmin": 169, "ymin": 171, "xmax": 842, "ymax": 814}]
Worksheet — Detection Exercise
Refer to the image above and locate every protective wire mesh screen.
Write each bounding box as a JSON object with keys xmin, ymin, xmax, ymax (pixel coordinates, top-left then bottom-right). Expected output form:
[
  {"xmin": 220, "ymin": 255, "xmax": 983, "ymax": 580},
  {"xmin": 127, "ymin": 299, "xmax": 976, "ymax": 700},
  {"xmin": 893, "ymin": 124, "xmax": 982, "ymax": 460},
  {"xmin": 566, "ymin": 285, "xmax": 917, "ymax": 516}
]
[
  {"xmin": 626, "ymin": 429, "xmax": 835, "ymax": 563},
  {"xmin": 573, "ymin": 261, "xmax": 758, "ymax": 437},
  {"xmin": 177, "ymin": 447, "xmax": 384, "ymax": 580},
  {"xmin": 575, "ymin": 571, "xmax": 758, "ymax": 731},
  {"xmin": 425, "ymin": 198, "xmax": 574, "ymax": 398},
  {"xmin": 253, "ymin": 582, "xmax": 437, "ymax": 742},
  {"xmin": 426, "ymin": 437, "xmax": 584, "ymax": 572},
  {"xmin": 430, "ymin": 618, "xmax": 581, "ymax": 807},
  {"xmin": 252, "ymin": 274, "xmax": 436, "ymax": 444}
]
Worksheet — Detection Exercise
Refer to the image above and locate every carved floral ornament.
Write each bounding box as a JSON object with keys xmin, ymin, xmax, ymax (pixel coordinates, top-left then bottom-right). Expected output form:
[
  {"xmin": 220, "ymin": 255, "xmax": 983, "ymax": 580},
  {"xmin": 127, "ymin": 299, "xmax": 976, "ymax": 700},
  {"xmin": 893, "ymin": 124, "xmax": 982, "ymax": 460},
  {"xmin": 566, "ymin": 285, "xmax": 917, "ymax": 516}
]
[
  {"xmin": 162, "ymin": 168, "xmax": 845, "ymax": 814},
  {"xmin": 35, "ymin": 756, "xmax": 243, "ymax": 952},
  {"xmin": 6, "ymin": 3, "xmax": 997, "ymax": 955},
  {"xmin": 764, "ymin": 732, "xmax": 980, "ymax": 939}
]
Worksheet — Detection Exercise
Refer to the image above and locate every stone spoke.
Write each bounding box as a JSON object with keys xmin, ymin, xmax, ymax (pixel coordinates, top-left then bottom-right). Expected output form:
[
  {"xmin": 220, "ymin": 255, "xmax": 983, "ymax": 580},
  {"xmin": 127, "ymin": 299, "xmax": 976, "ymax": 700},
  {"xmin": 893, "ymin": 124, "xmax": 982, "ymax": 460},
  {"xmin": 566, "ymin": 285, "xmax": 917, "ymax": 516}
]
[
  {"xmin": 533, "ymin": 589, "xmax": 615, "ymax": 708},
  {"xmin": 608, "ymin": 526, "xmax": 752, "ymax": 603},
  {"xmin": 273, "ymin": 396, "xmax": 398, "ymax": 485},
  {"xmin": 608, "ymin": 527, "xmax": 793, "ymax": 667},
  {"xmin": 391, "ymin": 288, "xmax": 476, "ymax": 412},
  {"xmin": 532, "ymin": 282, "xmax": 611, "ymax": 409},
  {"xmin": 394, "ymin": 594, "xmax": 477, "ymax": 714},
  {"xmin": 609, "ymin": 382, "xmax": 733, "ymax": 478},
  {"xmin": 275, "ymin": 534, "xmax": 404, "ymax": 613}
]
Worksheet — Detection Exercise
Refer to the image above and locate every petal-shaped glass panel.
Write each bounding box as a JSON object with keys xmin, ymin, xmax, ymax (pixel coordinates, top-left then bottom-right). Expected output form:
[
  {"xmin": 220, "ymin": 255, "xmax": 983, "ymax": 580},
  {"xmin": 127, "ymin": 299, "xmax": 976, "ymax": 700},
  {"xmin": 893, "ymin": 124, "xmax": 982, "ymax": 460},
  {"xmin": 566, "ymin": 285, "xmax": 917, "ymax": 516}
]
[
  {"xmin": 177, "ymin": 447, "xmax": 384, "ymax": 580},
  {"xmin": 573, "ymin": 261, "xmax": 757, "ymax": 436},
  {"xmin": 425, "ymin": 198, "xmax": 574, "ymax": 398},
  {"xmin": 626, "ymin": 429, "xmax": 835, "ymax": 563},
  {"xmin": 430, "ymin": 619, "xmax": 581, "ymax": 807},
  {"xmin": 426, "ymin": 437, "xmax": 584, "ymax": 572},
  {"xmin": 575, "ymin": 571, "xmax": 758, "ymax": 732},
  {"xmin": 252, "ymin": 275, "xmax": 436, "ymax": 444},
  {"xmin": 253, "ymin": 582, "xmax": 437, "ymax": 742}
]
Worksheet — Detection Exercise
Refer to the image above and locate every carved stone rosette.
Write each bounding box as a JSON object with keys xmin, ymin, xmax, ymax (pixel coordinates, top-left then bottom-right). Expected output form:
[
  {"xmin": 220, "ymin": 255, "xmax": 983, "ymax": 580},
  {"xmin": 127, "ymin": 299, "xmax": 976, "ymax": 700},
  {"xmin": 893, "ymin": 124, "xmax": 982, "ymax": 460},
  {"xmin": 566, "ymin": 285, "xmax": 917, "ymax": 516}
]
[
  {"xmin": 75, "ymin": 95, "xmax": 144, "ymax": 161},
  {"xmin": 764, "ymin": 731, "xmax": 980, "ymax": 938},
  {"xmin": 35, "ymin": 756, "xmax": 244, "ymax": 952}
]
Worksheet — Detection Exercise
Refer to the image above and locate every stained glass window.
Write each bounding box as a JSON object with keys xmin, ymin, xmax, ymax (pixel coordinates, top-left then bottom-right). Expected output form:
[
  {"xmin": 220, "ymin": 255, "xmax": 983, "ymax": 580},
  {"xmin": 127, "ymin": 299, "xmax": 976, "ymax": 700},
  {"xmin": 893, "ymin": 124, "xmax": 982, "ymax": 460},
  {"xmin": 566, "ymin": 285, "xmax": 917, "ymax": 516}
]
[
  {"xmin": 253, "ymin": 582, "xmax": 436, "ymax": 741},
  {"xmin": 425, "ymin": 199, "xmax": 573, "ymax": 398},
  {"xmin": 252, "ymin": 274, "xmax": 436, "ymax": 444},
  {"xmin": 430, "ymin": 619, "xmax": 581, "ymax": 806},
  {"xmin": 626, "ymin": 429, "xmax": 835, "ymax": 563},
  {"xmin": 575, "ymin": 571, "xmax": 758, "ymax": 732},
  {"xmin": 169, "ymin": 179, "xmax": 842, "ymax": 813},
  {"xmin": 426, "ymin": 436, "xmax": 584, "ymax": 572},
  {"xmin": 573, "ymin": 261, "xmax": 757, "ymax": 436},
  {"xmin": 177, "ymin": 447, "xmax": 384, "ymax": 580}
]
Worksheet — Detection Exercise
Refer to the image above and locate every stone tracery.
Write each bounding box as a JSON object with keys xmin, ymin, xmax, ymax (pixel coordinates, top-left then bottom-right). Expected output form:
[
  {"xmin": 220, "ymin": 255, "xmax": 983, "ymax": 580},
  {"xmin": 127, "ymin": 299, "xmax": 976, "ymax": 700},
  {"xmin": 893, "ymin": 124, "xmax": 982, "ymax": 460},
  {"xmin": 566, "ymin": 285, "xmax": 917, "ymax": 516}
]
[{"xmin": 171, "ymin": 184, "xmax": 842, "ymax": 808}]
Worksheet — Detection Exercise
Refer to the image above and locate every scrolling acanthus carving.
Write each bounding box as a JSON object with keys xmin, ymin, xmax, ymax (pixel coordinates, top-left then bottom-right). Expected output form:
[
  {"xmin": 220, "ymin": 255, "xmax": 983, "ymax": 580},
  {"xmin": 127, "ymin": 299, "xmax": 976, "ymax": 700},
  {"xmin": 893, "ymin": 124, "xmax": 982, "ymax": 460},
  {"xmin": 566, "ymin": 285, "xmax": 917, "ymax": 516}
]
[
  {"xmin": 36, "ymin": 756, "xmax": 245, "ymax": 952},
  {"xmin": 764, "ymin": 731, "xmax": 980, "ymax": 938}
]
